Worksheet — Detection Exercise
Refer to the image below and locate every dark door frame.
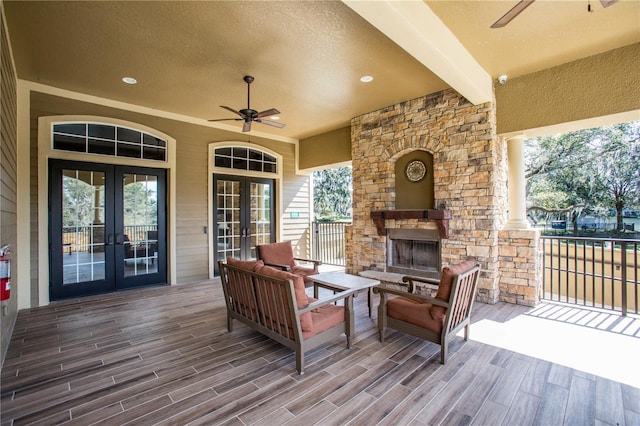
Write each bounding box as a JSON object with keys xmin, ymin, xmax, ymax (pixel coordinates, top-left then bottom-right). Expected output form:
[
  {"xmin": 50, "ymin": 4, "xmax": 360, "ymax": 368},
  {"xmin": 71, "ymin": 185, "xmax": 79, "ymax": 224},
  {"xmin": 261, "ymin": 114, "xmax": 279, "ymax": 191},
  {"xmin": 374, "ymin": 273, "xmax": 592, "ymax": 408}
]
[
  {"xmin": 49, "ymin": 159, "xmax": 167, "ymax": 300},
  {"xmin": 212, "ymin": 174, "xmax": 275, "ymax": 275}
]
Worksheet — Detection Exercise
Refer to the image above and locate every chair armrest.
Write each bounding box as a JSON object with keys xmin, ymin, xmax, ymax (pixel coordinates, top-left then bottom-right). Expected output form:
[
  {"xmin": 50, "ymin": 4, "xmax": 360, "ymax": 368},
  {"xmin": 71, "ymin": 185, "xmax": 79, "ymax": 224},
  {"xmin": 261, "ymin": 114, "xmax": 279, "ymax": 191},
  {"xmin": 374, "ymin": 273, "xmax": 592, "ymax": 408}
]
[
  {"xmin": 294, "ymin": 257, "xmax": 322, "ymax": 268},
  {"xmin": 376, "ymin": 285, "xmax": 449, "ymax": 308},
  {"xmin": 263, "ymin": 262, "xmax": 292, "ymax": 271},
  {"xmin": 402, "ymin": 275, "xmax": 440, "ymax": 293},
  {"xmin": 299, "ymin": 289, "xmax": 357, "ymax": 313}
]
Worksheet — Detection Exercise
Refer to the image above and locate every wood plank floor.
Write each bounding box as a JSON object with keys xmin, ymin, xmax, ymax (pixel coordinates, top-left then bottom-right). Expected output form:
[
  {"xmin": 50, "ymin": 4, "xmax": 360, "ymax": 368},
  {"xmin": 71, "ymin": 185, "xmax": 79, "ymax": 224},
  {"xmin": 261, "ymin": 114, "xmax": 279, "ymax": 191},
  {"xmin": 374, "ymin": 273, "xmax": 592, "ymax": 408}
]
[{"xmin": 1, "ymin": 279, "xmax": 639, "ymax": 425}]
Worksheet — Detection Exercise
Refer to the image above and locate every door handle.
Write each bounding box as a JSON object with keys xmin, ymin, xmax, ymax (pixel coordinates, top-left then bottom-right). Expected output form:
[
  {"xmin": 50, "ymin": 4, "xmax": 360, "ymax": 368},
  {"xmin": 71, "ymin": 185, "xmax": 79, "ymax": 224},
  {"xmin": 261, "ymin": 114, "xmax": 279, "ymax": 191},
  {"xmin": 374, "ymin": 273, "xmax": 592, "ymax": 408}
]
[
  {"xmin": 246, "ymin": 228, "xmax": 251, "ymax": 238},
  {"xmin": 106, "ymin": 234, "xmax": 114, "ymax": 246},
  {"xmin": 115, "ymin": 233, "xmax": 124, "ymax": 245}
]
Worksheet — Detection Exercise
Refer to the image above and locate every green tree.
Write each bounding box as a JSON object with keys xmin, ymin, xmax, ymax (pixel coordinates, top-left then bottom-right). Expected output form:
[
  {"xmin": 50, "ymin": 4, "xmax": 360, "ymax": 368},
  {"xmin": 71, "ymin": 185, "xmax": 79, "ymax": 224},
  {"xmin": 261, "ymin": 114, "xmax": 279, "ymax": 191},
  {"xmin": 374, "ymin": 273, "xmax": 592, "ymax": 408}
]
[
  {"xmin": 526, "ymin": 121, "xmax": 640, "ymax": 232},
  {"xmin": 62, "ymin": 176, "xmax": 98, "ymax": 227},
  {"xmin": 592, "ymin": 123, "xmax": 640, "ymax": 230},
  {"xmin": 123, "ymin": 181, "xmax": 158, "ymax": 225},
  {"xmin": 313, "ymin": 166, "xmax": 352, "ymax": 219}
]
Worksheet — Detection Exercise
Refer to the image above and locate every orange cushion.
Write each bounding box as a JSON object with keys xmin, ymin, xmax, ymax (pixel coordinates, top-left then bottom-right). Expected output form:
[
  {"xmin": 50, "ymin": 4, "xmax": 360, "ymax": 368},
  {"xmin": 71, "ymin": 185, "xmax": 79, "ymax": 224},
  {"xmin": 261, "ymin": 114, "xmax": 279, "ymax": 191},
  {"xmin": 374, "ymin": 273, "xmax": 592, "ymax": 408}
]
[
  {"xmin": 226, "ymin": 257, "xmax": 264, "ymax": 272},
  {"xmin": 255, "ymin": 265, "xmax": 313, "ymax": 332},
  {"xmin": 302, "ymin": 303, "xmax": 344, "ymax": 339},
  {"xmin": 387, "ymin": 296, "xmax": 443, "ymax": 334},
  {"xmin": 257, "ymin": 241, "xmax": 296, "ymax": 268},
  {"xmin": 432, "ymin": 260, "xmax": 476, "ymax": 320}
]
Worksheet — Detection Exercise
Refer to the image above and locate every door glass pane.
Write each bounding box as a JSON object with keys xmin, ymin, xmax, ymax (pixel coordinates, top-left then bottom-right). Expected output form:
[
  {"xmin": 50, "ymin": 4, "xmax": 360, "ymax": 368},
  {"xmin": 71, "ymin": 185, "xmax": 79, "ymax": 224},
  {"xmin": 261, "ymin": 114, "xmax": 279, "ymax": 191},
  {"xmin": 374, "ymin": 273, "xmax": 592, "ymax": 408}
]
[
  {"xmin": 217, "ymin": 180, "xmax": 241, "ymax": 261},
  {"xmin": 62, "ymin": 169, "xmax": 105, "ymax": 284},
  {"xmin": 123, "ymin": 173, "xmax": 158, "ymax": 276},
  {"xmin": 250, "ymin": 182, "xmax": 272, "ymax": 258}
]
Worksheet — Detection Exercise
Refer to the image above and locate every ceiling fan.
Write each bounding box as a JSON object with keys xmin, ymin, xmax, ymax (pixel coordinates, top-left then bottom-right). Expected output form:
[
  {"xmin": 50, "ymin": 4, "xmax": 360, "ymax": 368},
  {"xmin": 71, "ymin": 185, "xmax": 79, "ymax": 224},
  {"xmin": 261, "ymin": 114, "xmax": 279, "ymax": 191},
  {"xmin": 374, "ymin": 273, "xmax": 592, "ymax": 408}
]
[
  {"xmin": 208, "ymin": 75, "xmax": 286, "ymax": 132},
  {"xmin": 491, "ymin": 0, "xmax": 618, "ymax": 28}
]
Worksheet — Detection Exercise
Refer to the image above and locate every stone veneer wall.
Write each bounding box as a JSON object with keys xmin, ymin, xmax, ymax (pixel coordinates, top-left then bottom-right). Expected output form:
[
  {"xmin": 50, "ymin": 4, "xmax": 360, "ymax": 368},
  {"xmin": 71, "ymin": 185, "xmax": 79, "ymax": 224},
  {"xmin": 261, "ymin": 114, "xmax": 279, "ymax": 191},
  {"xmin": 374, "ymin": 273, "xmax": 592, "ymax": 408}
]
[
  {"xmin": 346, "ymin": 88, "xmax": 507, "ymax": 304},
  {"xmin": 498, "ymin": 229, "xmax": 542, "ymax": 305}
]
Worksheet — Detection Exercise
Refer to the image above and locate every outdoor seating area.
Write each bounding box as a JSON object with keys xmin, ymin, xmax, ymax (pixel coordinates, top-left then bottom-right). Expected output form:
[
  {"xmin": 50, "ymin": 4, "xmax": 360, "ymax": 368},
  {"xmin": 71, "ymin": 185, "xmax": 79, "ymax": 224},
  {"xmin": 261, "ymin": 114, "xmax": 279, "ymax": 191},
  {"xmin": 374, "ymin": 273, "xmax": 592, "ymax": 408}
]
[
  {"xmin": 1, "ymin": 3, "xmax": 638, "ymax": 425},
  {"xmin": 1, "ymin": 276, "xmax": 637, "ymax": 425}
]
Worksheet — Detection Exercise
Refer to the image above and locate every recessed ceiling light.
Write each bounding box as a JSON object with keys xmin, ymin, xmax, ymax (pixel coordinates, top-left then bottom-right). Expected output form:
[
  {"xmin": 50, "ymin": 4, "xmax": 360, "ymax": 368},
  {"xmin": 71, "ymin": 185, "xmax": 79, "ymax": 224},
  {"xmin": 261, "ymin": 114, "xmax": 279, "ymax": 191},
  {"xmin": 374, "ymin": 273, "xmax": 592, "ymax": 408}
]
[
  {"xmin": 360, "ymin": 75, "xmax": 374, "ymax": 83},
  {"xmin": 122, "ymin": 77, "xmax": 137, "ymax": 85}
]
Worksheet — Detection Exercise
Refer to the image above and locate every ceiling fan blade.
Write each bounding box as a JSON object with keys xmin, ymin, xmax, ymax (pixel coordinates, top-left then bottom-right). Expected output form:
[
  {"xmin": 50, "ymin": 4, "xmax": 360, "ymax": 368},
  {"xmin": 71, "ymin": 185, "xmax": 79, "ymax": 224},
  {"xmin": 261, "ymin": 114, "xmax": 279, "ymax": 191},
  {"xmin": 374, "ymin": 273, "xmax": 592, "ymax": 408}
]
[
  {"xmin": 599, "ymin": 0, "xmax": 618, "ymax": 7},
  {"xmin": 207, "ymin": 118, "xmax": 242, "ymax": 122},
  {"xmin": 242, "ymin": 121, "xmax": 252, "ymax": 132},
  {"xmin": 491, "ymin": 0, "xmax": 535, "ymax": 28},
  {"xmin": 255, "ymin": 119, "xmax": 286, "ymax": 129},
  {"xmin": 220, "ymin": 105, "xmax": 245, "ymax": 117},
  {"xmin": 255, "ymin": 108, "xmax": 280, "ymax": 119}
]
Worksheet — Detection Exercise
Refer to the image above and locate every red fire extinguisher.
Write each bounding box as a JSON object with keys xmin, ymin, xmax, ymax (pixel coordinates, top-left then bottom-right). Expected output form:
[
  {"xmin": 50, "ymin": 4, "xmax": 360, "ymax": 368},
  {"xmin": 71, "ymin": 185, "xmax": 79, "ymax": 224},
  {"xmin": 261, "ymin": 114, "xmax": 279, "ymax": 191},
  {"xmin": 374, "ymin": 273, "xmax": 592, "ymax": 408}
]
[{"xmin": 0, "ymin": 244, "xmax": 10, "ymax": 301}]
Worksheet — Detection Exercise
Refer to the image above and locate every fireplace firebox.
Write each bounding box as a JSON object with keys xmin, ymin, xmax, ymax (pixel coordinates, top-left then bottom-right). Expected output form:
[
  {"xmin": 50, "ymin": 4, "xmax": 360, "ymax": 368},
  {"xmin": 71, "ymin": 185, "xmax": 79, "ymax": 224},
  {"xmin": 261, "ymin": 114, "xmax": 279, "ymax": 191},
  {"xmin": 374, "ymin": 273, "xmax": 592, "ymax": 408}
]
[{"xmin": 387, "ymin": 228, "xmax": 440, "ymax": 279}]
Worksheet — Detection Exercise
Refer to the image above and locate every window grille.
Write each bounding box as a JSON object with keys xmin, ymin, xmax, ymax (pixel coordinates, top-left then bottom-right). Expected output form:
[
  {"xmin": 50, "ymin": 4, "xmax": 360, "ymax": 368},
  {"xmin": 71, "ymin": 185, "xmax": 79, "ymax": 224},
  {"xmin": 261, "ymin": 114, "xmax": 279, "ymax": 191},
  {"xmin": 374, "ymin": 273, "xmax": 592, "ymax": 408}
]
[
  {"xmin": 214, "ymin": 146, "xmax": 277, "ymax": 173},
  {"xmin": 52, "ymin": 122, "xmax": 167, "ymax": 162}
]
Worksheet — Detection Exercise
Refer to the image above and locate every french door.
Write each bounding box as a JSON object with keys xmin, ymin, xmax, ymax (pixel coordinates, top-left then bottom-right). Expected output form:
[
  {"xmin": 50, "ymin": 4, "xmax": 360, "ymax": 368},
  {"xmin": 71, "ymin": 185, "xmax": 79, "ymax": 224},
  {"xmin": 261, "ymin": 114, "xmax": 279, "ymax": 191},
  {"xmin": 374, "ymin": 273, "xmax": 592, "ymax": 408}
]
[
  {"xmin": 49, "ymin": 160, "xmax": 167, "ymax": 300},
  {"xmin": 213, "ymin": 174, "xmax": 275, "ymax": 274}
]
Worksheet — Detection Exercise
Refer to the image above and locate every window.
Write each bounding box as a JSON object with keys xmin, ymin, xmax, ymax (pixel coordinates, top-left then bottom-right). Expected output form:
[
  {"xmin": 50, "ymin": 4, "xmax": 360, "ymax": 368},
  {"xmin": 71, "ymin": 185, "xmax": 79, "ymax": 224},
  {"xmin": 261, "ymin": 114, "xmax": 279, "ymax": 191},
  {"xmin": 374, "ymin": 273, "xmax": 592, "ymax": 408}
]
[
  {"xmin": 52, "ymin": 122, "xmax": 167, "ymax": 162},
  {"xmin": 214, "ymin": 147, "xmax": 277, "ymax": 174}
]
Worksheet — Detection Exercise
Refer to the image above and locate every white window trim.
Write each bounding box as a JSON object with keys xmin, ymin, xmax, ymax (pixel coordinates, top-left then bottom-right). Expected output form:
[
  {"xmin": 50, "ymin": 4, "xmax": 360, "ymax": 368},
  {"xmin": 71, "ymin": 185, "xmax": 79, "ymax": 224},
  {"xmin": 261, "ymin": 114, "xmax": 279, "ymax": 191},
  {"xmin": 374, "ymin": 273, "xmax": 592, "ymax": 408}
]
[
  {"xmin": 37, "ymin": 115, "xmax": 177, "ymax": 306},
  {"xmin": 207, "ymin": 141, "xmax": 283, "ymax": 278}
]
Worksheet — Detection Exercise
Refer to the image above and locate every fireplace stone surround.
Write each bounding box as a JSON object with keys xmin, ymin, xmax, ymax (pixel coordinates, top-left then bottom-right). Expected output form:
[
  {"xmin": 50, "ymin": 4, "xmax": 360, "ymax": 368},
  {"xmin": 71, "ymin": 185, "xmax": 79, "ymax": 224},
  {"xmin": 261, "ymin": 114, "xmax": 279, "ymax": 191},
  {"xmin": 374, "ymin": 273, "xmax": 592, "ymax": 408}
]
[{"xmin": 345, "ymin": 88, "xmax": 542, "ymax": 306}]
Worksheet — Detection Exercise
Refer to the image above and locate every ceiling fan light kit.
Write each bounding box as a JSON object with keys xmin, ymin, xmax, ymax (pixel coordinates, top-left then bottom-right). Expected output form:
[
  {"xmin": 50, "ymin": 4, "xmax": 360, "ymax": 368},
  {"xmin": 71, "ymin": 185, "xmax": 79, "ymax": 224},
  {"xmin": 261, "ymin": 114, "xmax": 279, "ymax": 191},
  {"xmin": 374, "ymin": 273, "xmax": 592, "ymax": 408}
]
[{"xmin": 208, "ymin": 75, "xmax": 286, "ymax": 133}]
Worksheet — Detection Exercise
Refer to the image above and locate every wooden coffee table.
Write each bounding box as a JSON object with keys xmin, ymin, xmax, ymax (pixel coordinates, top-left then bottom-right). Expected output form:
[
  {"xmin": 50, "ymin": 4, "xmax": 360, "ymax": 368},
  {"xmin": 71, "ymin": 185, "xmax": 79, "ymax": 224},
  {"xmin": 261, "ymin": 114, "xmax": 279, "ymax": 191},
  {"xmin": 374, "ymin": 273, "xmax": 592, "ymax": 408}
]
[{"xmin": 310, "ymin": 271, "xmax": 380, "ymax": 318}]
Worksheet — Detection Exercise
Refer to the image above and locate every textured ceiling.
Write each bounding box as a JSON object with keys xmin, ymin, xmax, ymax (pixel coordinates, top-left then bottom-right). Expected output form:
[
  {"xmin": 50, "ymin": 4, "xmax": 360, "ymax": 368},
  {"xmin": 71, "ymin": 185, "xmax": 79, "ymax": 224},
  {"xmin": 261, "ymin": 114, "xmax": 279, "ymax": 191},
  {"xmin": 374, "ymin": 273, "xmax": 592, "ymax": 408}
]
[{"xmin": 4, "ymin": 0, "xmax": 639, "ymax": 140}]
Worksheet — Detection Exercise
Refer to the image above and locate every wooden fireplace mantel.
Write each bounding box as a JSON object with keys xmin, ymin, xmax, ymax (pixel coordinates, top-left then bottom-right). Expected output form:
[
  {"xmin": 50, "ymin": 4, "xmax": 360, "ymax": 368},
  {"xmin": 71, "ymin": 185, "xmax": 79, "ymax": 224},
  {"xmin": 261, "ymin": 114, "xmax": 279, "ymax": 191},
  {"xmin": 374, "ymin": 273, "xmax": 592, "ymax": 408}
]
[{"xmin": 370, "ymin": 209, "xmax": 451, "ymax": 239}]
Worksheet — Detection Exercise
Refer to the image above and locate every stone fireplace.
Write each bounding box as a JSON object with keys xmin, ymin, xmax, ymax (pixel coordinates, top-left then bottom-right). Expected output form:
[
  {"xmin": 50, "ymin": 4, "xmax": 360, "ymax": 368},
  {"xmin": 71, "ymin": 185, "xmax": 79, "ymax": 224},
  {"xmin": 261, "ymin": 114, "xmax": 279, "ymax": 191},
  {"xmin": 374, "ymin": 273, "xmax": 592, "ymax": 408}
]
[
  {"xmin": 345, "ymin": 88, "xmax": 506, "ymax": 304},
  {"xmin": 387, "ymin": 228, "xmax": 440, "ymax": 279},
  {"xmin": 345, "ymin": 88, "xmax": 542, "ymax": 306}
]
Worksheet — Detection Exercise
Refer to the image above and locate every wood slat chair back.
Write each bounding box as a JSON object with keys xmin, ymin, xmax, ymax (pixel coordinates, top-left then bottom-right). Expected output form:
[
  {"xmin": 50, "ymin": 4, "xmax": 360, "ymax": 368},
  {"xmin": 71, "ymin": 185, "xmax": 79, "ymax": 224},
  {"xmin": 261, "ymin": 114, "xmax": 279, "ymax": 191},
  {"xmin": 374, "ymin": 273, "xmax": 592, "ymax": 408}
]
[{"xmin": 377, "ymin": 263, "xmax": 480, "ymax": 364}]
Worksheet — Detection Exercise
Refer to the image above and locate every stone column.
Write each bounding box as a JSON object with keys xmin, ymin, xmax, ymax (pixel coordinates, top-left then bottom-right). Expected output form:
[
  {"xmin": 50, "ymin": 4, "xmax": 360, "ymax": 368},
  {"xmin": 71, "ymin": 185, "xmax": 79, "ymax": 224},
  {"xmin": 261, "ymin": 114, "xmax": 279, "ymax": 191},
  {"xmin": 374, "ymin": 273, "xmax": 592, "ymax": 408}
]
[{"xmin": 504, "ymin": 135, "xmax": 530, "ymax": 230}]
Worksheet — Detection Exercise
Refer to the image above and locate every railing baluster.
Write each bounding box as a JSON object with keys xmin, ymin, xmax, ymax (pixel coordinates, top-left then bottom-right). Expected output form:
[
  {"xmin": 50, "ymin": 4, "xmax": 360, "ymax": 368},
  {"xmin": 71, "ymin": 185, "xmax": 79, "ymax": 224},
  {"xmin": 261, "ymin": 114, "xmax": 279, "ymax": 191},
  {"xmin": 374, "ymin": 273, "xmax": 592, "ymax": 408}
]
[
  {"xmin": 312, "ymin": 221, "xmax": 350, "ymax": 266},
  {"xmin": 542, "ymin": 235, "xmax": 639, "ymax": 316}
]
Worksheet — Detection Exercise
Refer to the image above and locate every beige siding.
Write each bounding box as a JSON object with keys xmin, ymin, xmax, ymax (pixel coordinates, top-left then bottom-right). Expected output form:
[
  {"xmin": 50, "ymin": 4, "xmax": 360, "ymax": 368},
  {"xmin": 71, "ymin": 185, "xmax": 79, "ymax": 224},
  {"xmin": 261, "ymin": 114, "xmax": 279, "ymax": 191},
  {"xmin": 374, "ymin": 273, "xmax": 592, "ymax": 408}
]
[
  {"xmin": 174, "ymin": 135, "xmax": 210, "ymax": 283},
  {"xmin": 279, "ymin": 142, "xmax": 312, "ymax": 258},
  {"xmin": 0, "ymin": 11, "xmax": 18, "ymax": 365}
]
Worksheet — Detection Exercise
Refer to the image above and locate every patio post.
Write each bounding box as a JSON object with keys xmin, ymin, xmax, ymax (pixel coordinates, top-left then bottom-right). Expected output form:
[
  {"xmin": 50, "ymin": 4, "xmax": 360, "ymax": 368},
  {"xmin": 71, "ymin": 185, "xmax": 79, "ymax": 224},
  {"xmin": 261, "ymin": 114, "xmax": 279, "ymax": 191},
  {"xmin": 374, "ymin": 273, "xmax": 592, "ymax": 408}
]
[{"xmin": 504, "ymin": 135, "xmax": 530, "ymax": 230}]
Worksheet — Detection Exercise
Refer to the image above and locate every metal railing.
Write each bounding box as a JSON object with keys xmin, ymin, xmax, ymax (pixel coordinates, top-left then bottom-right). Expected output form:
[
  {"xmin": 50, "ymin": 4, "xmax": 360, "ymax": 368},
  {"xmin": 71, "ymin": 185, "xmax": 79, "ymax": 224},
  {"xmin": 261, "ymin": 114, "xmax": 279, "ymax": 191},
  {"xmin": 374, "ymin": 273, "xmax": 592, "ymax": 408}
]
[
  {"xmin": 313, "ymin": 221, "xmax": 351, "ymax": 266},
  {"xmin": 542, "ymin": 236, "xmax": 639, "ymax": 316},
  {"xmin": 62, "ymin": 225, "xmax": 158, "ymax": 253}
]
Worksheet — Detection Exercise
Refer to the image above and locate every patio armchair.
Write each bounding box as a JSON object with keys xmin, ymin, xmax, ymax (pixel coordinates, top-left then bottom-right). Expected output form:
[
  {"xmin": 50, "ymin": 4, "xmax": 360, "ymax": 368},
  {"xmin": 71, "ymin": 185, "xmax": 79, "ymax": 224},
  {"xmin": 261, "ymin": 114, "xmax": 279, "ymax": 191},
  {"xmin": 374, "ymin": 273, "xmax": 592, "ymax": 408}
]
[
  {"xmin": 256, "ymin": 241, "xmax": 321, "ymax": 286},
  {"xmin": 377, "ymin": 260, "xmax": 480, "ymax": 364}
]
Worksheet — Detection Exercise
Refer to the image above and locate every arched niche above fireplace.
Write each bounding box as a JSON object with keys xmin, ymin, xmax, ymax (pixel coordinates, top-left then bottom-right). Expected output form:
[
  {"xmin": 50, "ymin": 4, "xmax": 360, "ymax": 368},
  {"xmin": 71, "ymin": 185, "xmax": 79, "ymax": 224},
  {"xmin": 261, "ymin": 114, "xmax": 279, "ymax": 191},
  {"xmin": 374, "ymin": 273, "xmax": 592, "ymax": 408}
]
[{"xmin": 395, "ymin": 151, "xmax": 434, "ymax": 209}]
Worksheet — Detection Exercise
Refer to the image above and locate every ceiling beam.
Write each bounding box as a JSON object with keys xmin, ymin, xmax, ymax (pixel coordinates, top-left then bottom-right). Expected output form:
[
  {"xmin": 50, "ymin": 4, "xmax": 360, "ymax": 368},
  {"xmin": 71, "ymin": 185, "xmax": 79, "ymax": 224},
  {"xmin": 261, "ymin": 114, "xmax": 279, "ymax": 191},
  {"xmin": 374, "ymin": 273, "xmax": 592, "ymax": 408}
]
[{"xmin": 343, "ymin": 0, "xmax": 493, "ymax": 105}]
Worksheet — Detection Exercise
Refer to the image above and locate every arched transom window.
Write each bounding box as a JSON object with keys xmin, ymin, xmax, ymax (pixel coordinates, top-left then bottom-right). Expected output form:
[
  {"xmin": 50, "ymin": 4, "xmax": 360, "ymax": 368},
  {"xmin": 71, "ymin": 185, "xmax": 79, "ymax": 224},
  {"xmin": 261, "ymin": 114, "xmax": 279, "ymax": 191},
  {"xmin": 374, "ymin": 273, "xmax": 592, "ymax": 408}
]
[
  {"xmin": 213, "ymin": 146, "xmax": 277, "ymax": 174},
  {"xmin": 52, "ymin": 122, "xmax": 167, "ymax": 162}
]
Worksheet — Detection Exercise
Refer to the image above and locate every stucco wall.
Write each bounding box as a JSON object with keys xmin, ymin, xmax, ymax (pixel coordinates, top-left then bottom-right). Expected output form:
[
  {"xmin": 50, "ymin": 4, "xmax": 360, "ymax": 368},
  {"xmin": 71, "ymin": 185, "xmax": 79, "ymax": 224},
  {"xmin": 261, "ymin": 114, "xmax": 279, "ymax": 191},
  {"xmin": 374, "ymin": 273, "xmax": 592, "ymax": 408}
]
[
  {"xmin": 298, "ymin": 126, "xmax": 351, "ymax": 170},
  {"xmin": 496, "ymin": 43, "xmax": 640, "ymax": 135}
]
